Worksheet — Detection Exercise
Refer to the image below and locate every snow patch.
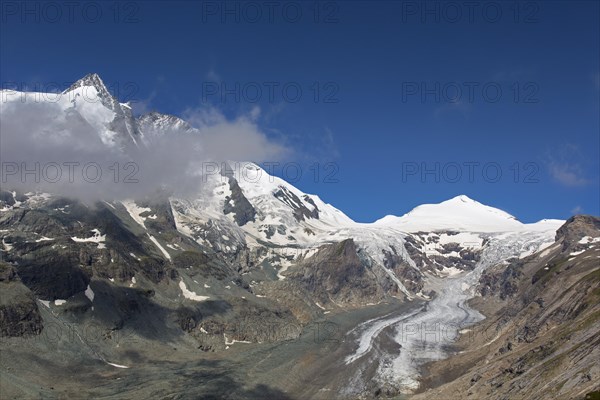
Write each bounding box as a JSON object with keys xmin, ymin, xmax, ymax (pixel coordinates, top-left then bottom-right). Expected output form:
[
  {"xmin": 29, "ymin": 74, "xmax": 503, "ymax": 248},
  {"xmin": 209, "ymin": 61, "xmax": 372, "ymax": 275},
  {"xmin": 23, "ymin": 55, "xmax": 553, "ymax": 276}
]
[
  {"xmin": 277, "ymin": 263, "xmax": 290, "ymax": 280},
  {"xmin": 179, "ymin": 280, "xmax": 210, "ymax": 301},
  {"xmin": 107, "ymin": 362, "xmax": 129, "ymax": 369},
  {"xmin": 2, "ymin": 238, "xmax": 13, "ymax": 251},
  {"xmin": 439, "ymin": 266, "xmax": 464, "ymax": 276},
  {"xmin": 71, "ymin": 229, "xmax": 106, "ymax": 249},
  {"xmin": 122, "ymin": 200, "xmax": 152, "ymax": 228},
  {"xmin": 84, "ymin": 285, "xmax": 95, "ymax": 302},
  {"xmin": 579, "ymin": 236, "xmax": 600, "ymax": 244},
  {"xmin": 519, "ymin": 240, "xmax": 554, "ymax": 259},
  {"xmin": 538, "ymin": 243, "xmax": 559, "ymax": 259},
  {"xmin": 224, "ymin": 334, "xmax": 251, "ymax": 345},
  {"xmin": 147, "ymin": 234, "xmax": 171, "ymax": 260}
]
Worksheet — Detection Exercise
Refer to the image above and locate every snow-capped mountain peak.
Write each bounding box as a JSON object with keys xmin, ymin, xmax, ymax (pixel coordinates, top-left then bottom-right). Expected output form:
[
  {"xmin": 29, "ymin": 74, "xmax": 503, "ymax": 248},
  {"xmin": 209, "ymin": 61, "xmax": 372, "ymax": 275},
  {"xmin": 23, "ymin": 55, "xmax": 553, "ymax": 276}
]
[
  {"xmin": 137, "ymin": 111, "xmax": 195, "ymax": 143},
  {"xmin": 374, "ymin": 195, "xmax": 558, "ymax": 233},
  {"xmin": 2, "ymin": 73, "xmax": 143, "ymax": 149},
  {"xmin": 138, "ymin": 111, "xmax": 191, "ymax": 129},
  {"xmin": 448, "ymin": 194, "xmax": 480, "ymax": 204},
  {"xmin": 62, "ymin": 73, "xmax": 113, "ymax": 103}
]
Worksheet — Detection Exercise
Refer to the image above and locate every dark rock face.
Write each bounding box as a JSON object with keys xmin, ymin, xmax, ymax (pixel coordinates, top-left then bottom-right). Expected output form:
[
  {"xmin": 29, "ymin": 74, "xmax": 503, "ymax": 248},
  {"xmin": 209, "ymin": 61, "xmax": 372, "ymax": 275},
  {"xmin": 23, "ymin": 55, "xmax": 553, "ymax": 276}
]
[
  {"xmin": 556, "ymin": 215, "xmax": 600, "ymax": 251},
  {"xmin": 0, "ymin": 191, "xmax": 16, "ymax": 207},
  {"xmin": 194, "ymin": 300, "xmax": 299, "ymax": 349},
  {"xmin": 12, "ymin": 248, "xmax": 92, "ymax": 300},
  {"xmin": 290, "ymin": 239, "xmax": 383, "ymax": 306},
  {"xmin": 403, "ymin": 232, "xmax": 482, "ymax": 273},
  {"xmin": 0, "ymin": 296, "xmax": 43, "ymax": 337},
  {"xmin": 173, "ymin": 251, "xmax": 233, "ymax": 280},
  {"xmin": 137, "ymin": 111, "xmax": 194, "ymax": 135},
  {"xmin": 273, "ymin": 186, "xmax": 319, "ymax": 222},
  {"xmin": 0, "ymin": 263, "xmax": 43, "ymax": 337},
  {"xmin": 223, "ymin": 178, "xmax": 257, "ymax": 226},
  {"xmin": 135, "ymin": 197, "xmax": 178, "ymax": 232},
  {"xmin": 383, "ymin": 246, "xmax": 424, "ymax": 294},
  {"xmin": 221, "ymin": 165, "xmax": 256, "ymax": 226},
  {"xmin": 0, "ymin": 264, "xmax": 17, "ymax": 282},
  {"xmin": 479, "ymin": 263, "xmax": 523, "ymax": 299},
  {"xmin": 177, "ymin": 307, "xmax": 201, "ymax": 332},
  {"xmin": 262, "ymin": 224, "xmax": 287, "ymax": 239},
  {"xmin": 137, "ymin": 256, "xmax": 167, "ymax": 284},
  {"xmin": 302, "ymin": 195, "xmax": 320, "ymax": 215},
  {"xmin": 0, "ymin": 198, "xmax": 185, "ymax": 293}
]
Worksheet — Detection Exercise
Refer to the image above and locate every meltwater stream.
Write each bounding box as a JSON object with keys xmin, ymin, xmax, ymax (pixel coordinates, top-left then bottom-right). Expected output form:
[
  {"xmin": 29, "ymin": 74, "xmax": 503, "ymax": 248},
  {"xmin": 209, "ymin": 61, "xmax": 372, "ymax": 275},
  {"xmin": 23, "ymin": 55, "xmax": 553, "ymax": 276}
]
[{"xmin": 343, "ymin": 231, "xmax": 556, "ymax": 394}]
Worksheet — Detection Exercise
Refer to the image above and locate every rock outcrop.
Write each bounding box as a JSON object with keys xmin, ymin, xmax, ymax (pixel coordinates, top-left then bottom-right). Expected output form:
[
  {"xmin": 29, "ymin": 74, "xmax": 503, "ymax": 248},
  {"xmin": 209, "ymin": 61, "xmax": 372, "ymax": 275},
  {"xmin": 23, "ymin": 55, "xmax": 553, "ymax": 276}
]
[{"xmin": 0, "ymin": 263, "xmax": 43, "ymax": 337}]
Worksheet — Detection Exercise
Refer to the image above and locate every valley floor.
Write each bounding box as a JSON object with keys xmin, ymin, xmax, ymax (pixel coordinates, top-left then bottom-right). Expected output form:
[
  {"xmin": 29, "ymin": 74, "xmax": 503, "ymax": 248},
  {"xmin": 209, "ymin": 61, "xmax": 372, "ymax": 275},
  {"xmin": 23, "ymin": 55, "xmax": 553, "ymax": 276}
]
[{"xmin": 0, "ymin": 299, "xmax": 422, "ymax": 399}]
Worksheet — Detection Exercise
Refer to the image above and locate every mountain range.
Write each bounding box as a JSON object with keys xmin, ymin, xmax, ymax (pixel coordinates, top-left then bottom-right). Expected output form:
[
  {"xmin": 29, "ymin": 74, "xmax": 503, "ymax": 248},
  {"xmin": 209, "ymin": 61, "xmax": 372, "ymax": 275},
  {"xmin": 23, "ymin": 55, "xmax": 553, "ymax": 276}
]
[{"xmin": 0, "ymin": 74, "xmax": 598, "ymax": 399}]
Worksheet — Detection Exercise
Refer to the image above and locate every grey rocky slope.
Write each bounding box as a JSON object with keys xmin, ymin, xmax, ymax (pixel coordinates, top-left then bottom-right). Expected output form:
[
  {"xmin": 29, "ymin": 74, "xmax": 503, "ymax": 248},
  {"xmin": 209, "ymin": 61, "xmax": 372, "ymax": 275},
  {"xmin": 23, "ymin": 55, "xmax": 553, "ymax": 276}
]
[{"xmin": 413, "ymin": 215, "xmax": 600, "ymax": 400}]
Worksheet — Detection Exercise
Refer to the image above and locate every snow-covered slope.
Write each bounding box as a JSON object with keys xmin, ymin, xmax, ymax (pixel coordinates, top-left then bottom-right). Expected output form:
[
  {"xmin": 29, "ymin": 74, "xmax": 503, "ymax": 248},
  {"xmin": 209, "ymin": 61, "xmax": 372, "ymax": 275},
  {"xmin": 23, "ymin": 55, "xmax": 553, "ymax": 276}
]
[
  {"xmin": 375, "ymin": 195, "xmax": 563, "ymax": 233},
  {"xmin": 170, "ymin": 162, "xmax": 355, "ymax": 246}
]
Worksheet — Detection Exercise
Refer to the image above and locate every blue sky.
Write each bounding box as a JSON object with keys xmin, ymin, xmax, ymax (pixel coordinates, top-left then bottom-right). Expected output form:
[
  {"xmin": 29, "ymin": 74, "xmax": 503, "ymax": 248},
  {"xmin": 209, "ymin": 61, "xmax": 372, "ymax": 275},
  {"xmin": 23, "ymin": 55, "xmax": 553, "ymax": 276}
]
[{"xmin": 1, "ymin": 0, "xmax": 598, "ymax": 222}]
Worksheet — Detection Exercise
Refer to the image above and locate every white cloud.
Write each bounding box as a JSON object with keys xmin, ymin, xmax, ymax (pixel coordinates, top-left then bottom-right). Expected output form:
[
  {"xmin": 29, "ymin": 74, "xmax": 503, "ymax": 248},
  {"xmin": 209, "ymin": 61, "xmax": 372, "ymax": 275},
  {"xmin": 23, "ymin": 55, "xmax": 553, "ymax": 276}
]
[
  {"xmin": 130, "ymin": 88, "xmax": 158, "ymax": 115},
  {"xmin": 433, "ymin": 100, "xmax": 471, "ymax": 119},
  {"xmin": 321, "ymin": 127, "xmax": 340, "ymax": 159},
  {"xmin": 571, "ymin": 205, "xmax": 583, "ymax": 214},
  {"xmin": 206, "ymin": 68, "xmax": 221, "ymax": 83},
  {"xmin": 544, "ymin": 145, "xmax": 592, "ymax": 187},
  {"xmin": 182, "ymin": 106, "xmax": 288, "ymax": 162},
  {"xmin": 548, "ymin": 163, "xmax": 590, "ymax": 187},
  {"xmin": 0, "ymin": 94, "xmax": 289, "ymax": 201}
]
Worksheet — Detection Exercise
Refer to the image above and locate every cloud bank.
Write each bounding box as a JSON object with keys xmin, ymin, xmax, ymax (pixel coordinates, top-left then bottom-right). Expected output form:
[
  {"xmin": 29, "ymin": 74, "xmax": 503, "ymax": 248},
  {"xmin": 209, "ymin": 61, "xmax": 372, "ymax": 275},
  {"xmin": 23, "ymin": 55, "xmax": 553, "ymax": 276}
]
[{"xmin": 0, "ymin": 93, "xmax": 289, "ymax": 202}]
